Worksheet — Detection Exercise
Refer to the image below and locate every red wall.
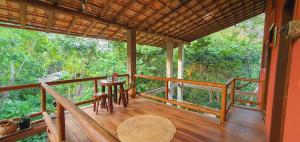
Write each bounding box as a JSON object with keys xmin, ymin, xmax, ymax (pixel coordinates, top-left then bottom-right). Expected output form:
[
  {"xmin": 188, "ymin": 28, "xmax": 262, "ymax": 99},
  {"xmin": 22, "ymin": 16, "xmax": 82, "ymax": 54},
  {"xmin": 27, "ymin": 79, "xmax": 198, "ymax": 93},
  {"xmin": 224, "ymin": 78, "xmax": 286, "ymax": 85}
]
[
  {"xmin": 283, "ymin": 0, "xmax": 300, "ymax": 141},
  {"xmin": 259, "ymin": 0, "xmax": 300, "ymax": 141},
  {"xmin": 260, "ymin": 0, "xmax": 283, "ymax": 140}
]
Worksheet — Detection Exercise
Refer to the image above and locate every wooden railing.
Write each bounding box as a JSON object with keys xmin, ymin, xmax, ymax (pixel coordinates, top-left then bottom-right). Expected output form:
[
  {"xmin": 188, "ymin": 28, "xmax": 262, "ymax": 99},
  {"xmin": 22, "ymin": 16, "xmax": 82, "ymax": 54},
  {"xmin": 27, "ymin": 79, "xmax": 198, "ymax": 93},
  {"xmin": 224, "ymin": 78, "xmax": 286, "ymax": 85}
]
[
  {"xmin": 0, "ymin": 74, "xmax": 129, "ymax": 141},
  {"xmin": 225, "ymin": 77, "xmax": 263, "ymax": 111},
  {"xmin": 41, "ymin": 82, "xmax": 118, "ymax": 142},
  {"xmin": 134, "ymin": 74, "xmax": 228, "ymax": 123}
]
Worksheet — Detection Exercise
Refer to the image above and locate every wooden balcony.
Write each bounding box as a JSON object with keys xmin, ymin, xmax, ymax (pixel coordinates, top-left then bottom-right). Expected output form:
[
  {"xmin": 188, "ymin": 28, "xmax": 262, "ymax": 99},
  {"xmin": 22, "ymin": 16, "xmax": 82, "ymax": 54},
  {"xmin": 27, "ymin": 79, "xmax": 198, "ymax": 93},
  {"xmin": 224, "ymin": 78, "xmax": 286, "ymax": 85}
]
[
  {"xmin": 0, "ymin": 74, "xmax": 265, "ymax": 142},
  {"xmin": 52, "ymin": 97, "xmax": 265, "ymax": 142}
]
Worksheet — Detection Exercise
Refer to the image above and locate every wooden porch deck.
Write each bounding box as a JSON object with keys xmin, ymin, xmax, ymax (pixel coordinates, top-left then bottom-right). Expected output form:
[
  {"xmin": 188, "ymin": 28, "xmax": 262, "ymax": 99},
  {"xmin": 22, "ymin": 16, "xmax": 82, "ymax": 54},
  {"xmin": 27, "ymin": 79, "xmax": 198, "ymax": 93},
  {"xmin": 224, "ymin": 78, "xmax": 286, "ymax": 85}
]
[{"xmin": 58, "ymin": 97, "xmax": 265, "ymax": 142}]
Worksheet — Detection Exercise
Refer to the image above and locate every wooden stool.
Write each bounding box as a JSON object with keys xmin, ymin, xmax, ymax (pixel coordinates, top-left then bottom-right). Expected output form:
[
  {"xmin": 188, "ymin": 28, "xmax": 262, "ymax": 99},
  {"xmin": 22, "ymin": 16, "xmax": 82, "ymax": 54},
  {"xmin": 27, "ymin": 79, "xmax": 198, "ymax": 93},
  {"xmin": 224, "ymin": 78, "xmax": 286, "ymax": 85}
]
[{"xmin": 93, "ymin": 93, "xmax": 108, "ymax": 114}]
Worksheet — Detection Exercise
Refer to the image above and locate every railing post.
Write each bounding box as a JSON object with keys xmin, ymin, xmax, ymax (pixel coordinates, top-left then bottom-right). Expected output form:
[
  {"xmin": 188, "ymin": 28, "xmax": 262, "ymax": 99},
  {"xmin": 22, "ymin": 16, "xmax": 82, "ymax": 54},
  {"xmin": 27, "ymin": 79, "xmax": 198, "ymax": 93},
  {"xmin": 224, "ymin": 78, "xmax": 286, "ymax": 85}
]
[
  {"xmin": 220, "ymin": 86, "xmax": 227, "ymax": 123},
  {"xmin": 41, "ymin": 87, "xmax": 46, "ymax": 112},
  {"xmin": 165, "ymin": 80, "xmax": 169, "ymax": 100},
  {"xmin": 57, "ymin": 103, "xmax": 65, "ymax": 142},
  {"xmin": 94, "ymin": 79, "xmax": 98, "ymax": 94},
  {"xmin": 230, "ymin": 79, "xmax": 235, "ymax": 105}
]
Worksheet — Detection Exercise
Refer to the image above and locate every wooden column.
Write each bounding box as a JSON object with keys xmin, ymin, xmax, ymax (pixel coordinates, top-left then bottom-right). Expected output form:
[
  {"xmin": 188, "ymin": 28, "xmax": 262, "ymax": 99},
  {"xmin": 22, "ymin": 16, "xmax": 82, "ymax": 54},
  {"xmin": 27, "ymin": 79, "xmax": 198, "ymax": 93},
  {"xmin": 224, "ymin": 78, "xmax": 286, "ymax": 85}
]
[
  {"xmin": 177, "ymin": 44, "xmax": 184, "ymax": 102},
  {"xmin": 166, "ymin": 40, "xmax": 174, "ymax": 100},
  {"xmin": 57, "ymin": 103, "xmax": 65, "ymax": 141},
  {"xmin": 127, "ymin": 29, "xmax": 136, "ymax": 83}
]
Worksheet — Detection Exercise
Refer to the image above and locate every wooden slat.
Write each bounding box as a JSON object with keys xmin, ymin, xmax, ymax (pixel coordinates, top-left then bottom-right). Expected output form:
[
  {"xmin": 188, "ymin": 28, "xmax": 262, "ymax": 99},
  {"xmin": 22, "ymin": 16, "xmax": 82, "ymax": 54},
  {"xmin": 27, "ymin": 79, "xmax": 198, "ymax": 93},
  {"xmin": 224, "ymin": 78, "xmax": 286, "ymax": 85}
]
[
  {"xmin": 99, "ymin": 0, "xmax": 116, "ymax": 16},
  {"xmin": 83, "ymin": 20, "xmax": 97, "ymax": 37},
  {"xmin": 115, "ymin": 0, "xmax": 135, "ymax": 20},
  {"xmin": 19, "ymin": 2, "xmax": 26, "ymax": 28},
  {"xmin": 67, "ymin": 16, "xmax": 78, "ymax": 35},
  {"xmin": 46, "ymin": 10, "xmax": 55, "ymax": 32}
]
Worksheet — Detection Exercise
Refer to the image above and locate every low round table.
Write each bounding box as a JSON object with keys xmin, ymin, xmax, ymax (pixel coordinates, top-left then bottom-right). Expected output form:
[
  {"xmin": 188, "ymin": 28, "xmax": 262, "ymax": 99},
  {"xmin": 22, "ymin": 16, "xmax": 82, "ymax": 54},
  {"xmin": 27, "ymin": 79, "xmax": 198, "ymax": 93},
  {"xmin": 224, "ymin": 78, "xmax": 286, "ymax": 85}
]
[{"xmin": 100, "ymin": 80, "xmax": 126, "ymax": 113}]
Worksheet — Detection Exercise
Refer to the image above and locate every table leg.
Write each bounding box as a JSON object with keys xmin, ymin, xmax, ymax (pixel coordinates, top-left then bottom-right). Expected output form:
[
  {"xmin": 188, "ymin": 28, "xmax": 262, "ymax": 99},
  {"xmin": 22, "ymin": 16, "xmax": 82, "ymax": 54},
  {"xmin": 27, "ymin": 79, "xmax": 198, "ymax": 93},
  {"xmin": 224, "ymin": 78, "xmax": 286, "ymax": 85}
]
[
  {"xmin": 108, "ymin": 86, "xmax": 113, "ymax": 113},
  {"xmin": 113, "ymin": 85, "xmax": 118, "ymax": 103},
  {"xmin": 120, "ymin": 85, "xmax": 127, "ymax": 107}
]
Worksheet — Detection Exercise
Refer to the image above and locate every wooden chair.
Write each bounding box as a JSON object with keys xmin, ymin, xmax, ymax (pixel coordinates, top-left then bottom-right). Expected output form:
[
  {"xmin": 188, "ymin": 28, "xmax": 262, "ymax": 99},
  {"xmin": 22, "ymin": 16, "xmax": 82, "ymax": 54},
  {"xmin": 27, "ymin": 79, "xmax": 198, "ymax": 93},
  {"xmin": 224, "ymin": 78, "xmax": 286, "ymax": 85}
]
[{"xmin": 93, "ymin": 93, "xmax": 108, "ymax": 114}]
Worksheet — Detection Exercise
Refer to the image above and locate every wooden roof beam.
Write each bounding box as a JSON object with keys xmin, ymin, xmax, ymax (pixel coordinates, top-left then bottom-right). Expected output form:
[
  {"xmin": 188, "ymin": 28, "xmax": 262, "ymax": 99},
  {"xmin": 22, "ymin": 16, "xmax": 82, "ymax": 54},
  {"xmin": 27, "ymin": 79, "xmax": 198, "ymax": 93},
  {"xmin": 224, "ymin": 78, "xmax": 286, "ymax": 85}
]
[
  {"xmin": 66, "ymin": 16, "xmax": 78, "ymax": 35},
  {"xmin": 115, "ymin": 0, "xmax": 135, "ymax": 20},
  {"xmin": 19, "ymin": 3, "xmax": 26, "ymax": 28},
  {"xmin": 83, "ymin": 20, "xmax": 96, "ymax": 37},
  {"xmin": 9, "ymin": 0, "xmax": 185, "ymax": 43},
  {"xmin": 46, "ymin": 10, "xmax": 55, "ymax": 32}
]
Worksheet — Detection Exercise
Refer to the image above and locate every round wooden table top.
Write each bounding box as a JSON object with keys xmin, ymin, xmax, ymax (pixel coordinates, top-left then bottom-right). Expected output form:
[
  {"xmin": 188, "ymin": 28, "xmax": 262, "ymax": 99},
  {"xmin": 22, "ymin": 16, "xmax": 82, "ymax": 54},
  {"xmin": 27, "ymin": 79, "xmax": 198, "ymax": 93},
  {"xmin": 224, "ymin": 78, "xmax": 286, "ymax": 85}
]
[{"xmin": 100, "ymin": 80, "xmax": 125, "ymax": 86}]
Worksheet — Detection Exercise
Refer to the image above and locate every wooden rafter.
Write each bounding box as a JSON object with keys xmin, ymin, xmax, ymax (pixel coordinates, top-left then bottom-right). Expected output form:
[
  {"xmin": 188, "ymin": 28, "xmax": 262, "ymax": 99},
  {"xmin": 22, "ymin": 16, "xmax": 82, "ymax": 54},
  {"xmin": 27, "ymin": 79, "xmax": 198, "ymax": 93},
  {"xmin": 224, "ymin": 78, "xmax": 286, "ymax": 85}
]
[
  {"xmin": 19, "ymin": 2, "xmax": 26, "ymax": 28},
  {"xmin": 181, "ymin": 2, "xmax": 264, "ymax": 40},
  {"xmin": 153, "ymin": 1, "xmax": 199, "ymax": 34},
  {"xmin": 114, "ymin": 0, "xmax": 135, "ymax": 20},
  {"xmin": 167, "ymin": 1, "xmax": 221, "ymax": 38},
  {"xmin": 97, "ymin": 25, "xmax": 109, "ymax": 38},
  {"xmin": 127, "ymin": 0, "xmax": 157, "ymax": 25},
  {"xmin": 175, "ymin": 0, "xmax": 261, "ymax": 39},
  {"xmin": 99, "ymin": 0, "xmax": 116, "ymax": 17},
  {"xmin": 46, "ymin": 10, "xmax": 55, "ymax": 32},
  {"xmin": 110, "ymin": 28, "xmax": 121, "ymax": 38},
  {"xmin": 83, "ymin": 20, "xmax": 96, "ymax": 37},
  {"xmin": 144, "ymin": 0, "xmax": 191, "ymax": 30},
  {"xmin": 66, "ymin": 16, "xmax": 78, "ymax": 35},
  {"xmin": 137, "ymin": 0, "xmax": 177, "ymax": 28},
  {"xmin": 10, "ymin": 0, "xmax": 184, "ymax": 43},
  {"xmin": 182, "ymin": 6, "xmax": 263, "ymax": 41}
]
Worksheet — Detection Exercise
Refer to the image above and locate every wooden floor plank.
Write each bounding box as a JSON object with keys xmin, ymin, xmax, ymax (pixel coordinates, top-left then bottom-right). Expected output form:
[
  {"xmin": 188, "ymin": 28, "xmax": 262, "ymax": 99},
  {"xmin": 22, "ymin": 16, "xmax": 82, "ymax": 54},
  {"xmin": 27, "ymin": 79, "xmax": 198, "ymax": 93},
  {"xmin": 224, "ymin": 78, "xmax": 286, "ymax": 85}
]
[{"xmin": 61, "ymin": 97, "xmax": 265, "ymax": 142}]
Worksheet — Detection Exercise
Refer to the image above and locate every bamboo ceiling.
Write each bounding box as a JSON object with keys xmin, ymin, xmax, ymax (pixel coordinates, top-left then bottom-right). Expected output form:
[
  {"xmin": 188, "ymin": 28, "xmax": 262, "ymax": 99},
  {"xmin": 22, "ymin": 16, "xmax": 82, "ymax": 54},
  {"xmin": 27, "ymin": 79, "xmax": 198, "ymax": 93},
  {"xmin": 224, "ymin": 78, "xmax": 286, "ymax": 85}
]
[{"xmin": 0, "ymin": 0, "xmax": 265, "ymax": 48}]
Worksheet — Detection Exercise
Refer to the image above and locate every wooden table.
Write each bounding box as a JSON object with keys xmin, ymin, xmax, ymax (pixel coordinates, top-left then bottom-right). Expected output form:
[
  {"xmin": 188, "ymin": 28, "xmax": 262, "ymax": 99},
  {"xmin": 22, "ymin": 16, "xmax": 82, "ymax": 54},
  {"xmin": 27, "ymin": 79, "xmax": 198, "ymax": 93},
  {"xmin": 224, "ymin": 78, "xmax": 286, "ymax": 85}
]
[{"xmin": 100, "ymin": 80, "xmax": 126, "ymax": 113}]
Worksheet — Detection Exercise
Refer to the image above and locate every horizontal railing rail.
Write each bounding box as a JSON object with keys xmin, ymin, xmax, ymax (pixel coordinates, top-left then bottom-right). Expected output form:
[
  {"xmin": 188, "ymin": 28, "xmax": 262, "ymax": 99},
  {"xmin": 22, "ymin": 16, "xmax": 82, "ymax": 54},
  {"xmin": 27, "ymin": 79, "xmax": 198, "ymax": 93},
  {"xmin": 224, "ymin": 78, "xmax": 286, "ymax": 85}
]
[{"xmin": 134, "ymin": 74, "xmax": 228, "ymax": 123}]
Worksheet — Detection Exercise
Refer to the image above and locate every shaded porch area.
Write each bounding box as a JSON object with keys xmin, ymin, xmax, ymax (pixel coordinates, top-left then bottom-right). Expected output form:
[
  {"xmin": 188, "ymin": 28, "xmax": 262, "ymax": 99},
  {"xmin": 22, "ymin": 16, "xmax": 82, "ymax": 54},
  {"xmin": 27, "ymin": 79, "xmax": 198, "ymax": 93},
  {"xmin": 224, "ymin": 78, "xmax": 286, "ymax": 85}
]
[{"xmin": 58, "ymin": 97, "xmax": 265, "ymax": 142}]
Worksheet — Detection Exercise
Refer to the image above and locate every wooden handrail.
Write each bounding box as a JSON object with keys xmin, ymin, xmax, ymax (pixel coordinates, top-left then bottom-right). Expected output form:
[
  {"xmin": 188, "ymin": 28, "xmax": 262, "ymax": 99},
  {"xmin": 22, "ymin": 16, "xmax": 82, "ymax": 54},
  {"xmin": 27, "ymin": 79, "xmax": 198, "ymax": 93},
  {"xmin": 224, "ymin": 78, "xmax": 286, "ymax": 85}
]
[
  {"xmin": 134, "ymin": 74, "xmax": 225, "ymax": 88},
  {"xmin": 41, "ymin": 82, "xmax": 118, "ymax": 142},
  {"xmin": 0, "ymin": 74, "xmax": 129, "ymax": 92}
]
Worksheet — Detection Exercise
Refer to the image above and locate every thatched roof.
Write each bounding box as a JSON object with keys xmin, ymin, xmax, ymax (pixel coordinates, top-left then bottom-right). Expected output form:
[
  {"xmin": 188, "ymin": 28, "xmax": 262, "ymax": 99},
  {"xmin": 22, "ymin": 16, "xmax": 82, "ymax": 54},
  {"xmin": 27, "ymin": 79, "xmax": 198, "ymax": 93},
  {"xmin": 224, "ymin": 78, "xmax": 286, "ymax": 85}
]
[{"xmin": 0, "ymin": 0, "xmax": 265, "ymax": 47}]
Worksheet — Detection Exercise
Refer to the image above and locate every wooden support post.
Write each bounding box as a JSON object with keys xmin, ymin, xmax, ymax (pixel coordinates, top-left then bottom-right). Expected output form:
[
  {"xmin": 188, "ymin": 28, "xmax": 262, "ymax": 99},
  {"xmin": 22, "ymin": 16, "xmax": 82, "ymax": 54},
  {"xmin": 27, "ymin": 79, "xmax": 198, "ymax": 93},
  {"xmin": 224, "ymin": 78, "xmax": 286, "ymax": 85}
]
[
  {"xmin": 177, "ymin": 44, "xmax": 184, "ymax": 102},
  {"xmin": 127, "ymin": 29, "xmax": 136, "ymax": 83},
  {"xmin": 41, "ymin": 87, "xmax": 46, "ymax": 112},
  {"xmin": 166, "ymin": 40, "xmax": 174, "ymax": 100},
  {"xmin": 220, "ymin": 86, "xmax": 227, "ymax": 123},
  {"xmin": 230, "ymin": 79, "xmax": 235, "ymax": 105},
  {"xmin": 56, "ymin": 103, "xmax": 65, "ymax": 141}
]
